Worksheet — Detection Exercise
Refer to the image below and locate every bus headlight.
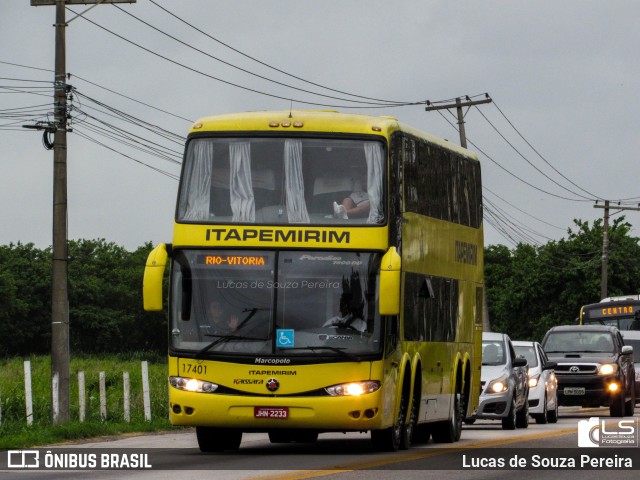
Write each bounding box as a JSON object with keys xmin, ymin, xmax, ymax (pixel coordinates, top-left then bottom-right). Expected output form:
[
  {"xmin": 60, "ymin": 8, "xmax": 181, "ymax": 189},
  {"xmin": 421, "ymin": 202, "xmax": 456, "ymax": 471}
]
[
  {"xmin": 325, "ymin": 381, "xmax": 381, "ymax": 396},
  {"xmin": 598, "ymin": 364, "xmax": 617, "ymax": 375},
  {"xmin": 169, "ymin": 376, "xmax": 218, "ymax": 393}
]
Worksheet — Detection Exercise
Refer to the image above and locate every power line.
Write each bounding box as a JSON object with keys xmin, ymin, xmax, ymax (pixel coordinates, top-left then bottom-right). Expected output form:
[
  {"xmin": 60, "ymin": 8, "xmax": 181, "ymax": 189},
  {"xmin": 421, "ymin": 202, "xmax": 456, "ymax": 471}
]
[
  {"xmin": 147, "ymin": 0, "xmax": 415, "ymax": 106},
  {"xmin": 474, "ymin": 105, "xmax": 595, "ymax": 201},
  {"xmin": 112, "ymin": 4, "xmax": 416, "ymax": 108},
  {"xmin": 484, "ymin": 186, "xmax": 564, "ymax": 231},
  {"xmin": 70, "ymin": 7, "xmax": 423, "ymax": 110},
  {"xmin": 491, "ymin": 100, "xmax": 603, "ymax": 200},
  {"xmin": 434, "ymin": 109, "xmax": 591, "ymax": 202}
]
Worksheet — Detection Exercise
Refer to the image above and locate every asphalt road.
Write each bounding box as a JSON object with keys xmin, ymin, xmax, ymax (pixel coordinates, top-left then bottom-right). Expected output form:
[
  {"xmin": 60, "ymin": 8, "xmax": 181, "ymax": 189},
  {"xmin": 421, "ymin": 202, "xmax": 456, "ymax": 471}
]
[{"xmin": 3, "ymin": 406, "xmax": 638, "ymax": 480}]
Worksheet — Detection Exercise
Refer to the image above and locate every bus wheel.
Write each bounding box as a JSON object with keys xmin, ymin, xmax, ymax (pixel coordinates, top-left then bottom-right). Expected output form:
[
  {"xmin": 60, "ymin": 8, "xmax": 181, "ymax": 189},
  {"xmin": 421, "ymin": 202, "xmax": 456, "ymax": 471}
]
[
  {"xmin": 371, "ymin": 390, "xmax": 406, "ymax": 451},
  {"xmin": 432, "ymin": 392, "xmax": 463, "ymax": 443},
  {"xmin": 196, "ymin": 427, "xmax": 242, "ymax": 452},
  {"xmin": 401, "ymin": 392, "xmax": 420, "ymax": 449}
]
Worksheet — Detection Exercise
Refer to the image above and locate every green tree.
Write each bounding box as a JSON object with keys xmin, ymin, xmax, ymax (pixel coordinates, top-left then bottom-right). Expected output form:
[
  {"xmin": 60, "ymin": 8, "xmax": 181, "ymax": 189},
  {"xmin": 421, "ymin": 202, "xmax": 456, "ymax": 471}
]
[
  {"xmin": 485, "ymin": 217, "xmax": 640, "ymax": 342},
  {"xmin": 68, "ymin": 239, "xmax": 165, "ymax": 353},
  {"xmin": 0, "ymin": 243, "xmax": 52, "ymax": 356}
]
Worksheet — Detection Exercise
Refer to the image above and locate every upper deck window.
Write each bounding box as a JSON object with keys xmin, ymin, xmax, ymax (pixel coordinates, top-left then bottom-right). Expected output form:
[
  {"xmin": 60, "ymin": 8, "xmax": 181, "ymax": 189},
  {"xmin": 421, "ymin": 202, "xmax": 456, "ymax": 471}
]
[{"xmin": 177, "ymin": 137, "xmax": 385, "ymax": 225}]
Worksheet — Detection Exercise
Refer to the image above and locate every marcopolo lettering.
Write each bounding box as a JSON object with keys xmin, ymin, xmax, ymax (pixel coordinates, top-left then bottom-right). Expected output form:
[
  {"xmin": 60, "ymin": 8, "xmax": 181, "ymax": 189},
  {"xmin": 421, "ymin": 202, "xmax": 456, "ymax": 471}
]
[{"xmin": 206, "ymin": 228, "xmax": 350, "ymax": 244}]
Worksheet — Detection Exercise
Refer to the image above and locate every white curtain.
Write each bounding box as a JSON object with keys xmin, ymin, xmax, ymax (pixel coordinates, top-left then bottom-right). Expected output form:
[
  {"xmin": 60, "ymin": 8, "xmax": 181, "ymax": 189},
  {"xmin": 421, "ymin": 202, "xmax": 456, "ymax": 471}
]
[
  {"xmin": 364, "ymin": 142, "xmax": 384, "ymax": 224},
  {"xmin": 179, "ymin": 140, "xmax": 213, "ymax": 221},
  {"xmin": 229, "ymin": 142, "xmax": 255, "ymax": 222},
  {"xmin": 284, "ymin": 139, "xmax": 310, "ymax": 223}
]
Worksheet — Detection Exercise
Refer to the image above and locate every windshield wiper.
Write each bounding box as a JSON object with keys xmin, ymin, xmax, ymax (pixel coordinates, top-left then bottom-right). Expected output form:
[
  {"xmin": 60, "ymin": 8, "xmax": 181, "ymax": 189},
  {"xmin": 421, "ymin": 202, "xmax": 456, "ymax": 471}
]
[
  {"xmin": 196, "ymin": 307, "xmax": 268, "ymax": 357},
  {"xmin": 197, "ymin": 334, "xmax": 268, "ymax": 357}
]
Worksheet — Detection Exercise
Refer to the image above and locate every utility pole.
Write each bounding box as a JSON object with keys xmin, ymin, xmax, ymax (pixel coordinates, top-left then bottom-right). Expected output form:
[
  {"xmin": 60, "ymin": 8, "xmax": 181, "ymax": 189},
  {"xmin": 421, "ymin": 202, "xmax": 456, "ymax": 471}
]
[
  {"xmin": 426, "ymin": 94, "xmax": 493, "ymax": 331},
  {"xmin": 594, "ymin": 200, "xmax": 640, "ymax": 300},
  {"xmin": 30, "ymin": 0, "xmax": 136, "ymax": 425},
  {"xmin": 425, "ymin": 94, "xmax": 492, "ymax": 149}
]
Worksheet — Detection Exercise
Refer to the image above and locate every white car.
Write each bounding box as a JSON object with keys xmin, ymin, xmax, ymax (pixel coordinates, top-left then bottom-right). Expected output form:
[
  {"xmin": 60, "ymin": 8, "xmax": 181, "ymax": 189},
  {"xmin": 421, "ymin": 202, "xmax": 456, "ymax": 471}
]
[
  {"xmin": 620, "ymin": 330, "xmax": 640, "ymax": 404},
  {"xmin": 513, "ymin": 340, "xmax": 558, "ymax": 424}
]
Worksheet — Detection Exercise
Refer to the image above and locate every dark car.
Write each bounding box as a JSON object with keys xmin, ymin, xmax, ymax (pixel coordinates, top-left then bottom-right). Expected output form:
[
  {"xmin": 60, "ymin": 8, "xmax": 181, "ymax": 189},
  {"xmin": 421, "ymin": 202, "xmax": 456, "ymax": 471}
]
[{"xmin": 541, "ymin": 325, "xmax": 635, "ymax": 417}]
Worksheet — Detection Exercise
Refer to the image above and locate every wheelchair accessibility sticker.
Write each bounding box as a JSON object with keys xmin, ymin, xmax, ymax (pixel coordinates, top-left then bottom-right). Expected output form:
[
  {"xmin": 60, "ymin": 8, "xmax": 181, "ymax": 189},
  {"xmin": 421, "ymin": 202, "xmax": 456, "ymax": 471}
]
[{"xmin": 276, "ymin": 329, "xmax": 294, "ymax": 348}]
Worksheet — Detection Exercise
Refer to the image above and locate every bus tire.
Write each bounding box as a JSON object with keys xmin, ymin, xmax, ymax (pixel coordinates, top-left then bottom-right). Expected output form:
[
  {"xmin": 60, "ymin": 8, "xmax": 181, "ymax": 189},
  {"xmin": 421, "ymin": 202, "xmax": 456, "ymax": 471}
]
[
  {"xmin": 401, "ymin": 390, "xmax": 420, "ymax": 449},
  {"xmin": 412, "ymin": 423, "xmax": 432, "ymax": 444},
  {"xmin": 196, "ymin": 427, "xmax": 242, "ymax": 452},
  {"xmin": 371, "ymin": 388, "xmax": 407, "ymax": 451},
  {"xmin": 432, "ymin": 392, "xmax": 463, "ymax": 443}
]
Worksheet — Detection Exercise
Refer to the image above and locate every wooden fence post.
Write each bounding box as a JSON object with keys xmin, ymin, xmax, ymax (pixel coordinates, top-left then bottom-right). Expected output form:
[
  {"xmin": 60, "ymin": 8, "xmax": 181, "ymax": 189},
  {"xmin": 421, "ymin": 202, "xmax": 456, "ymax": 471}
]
[
  {"xmin": 141, "ymin": 361, "xmax": 151, "ymax": 421},
  {"xmin": 123, "ymin": 371, "xmax": 130, "ymax": 423},
  {"xmin": 99, "ymin": 371, "xmax": 107, "ymax": 421},
  {"xmin": 24, "ymin": 360, "xmax": 33, "ymax": 426},
  {"xmin": 78, "ymin": 371, "xmax": 86, "ymax": 422},
  {"xmin": 52, "ymin": 372, "xmax": 59, "ymax": 424}
]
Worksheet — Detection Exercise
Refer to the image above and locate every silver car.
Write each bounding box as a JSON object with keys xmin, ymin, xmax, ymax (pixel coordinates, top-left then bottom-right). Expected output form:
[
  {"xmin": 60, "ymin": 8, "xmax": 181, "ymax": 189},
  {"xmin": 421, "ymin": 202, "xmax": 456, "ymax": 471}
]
[
  {"xmin": 468, "ymin": 332, "xmax": 529, "ymax": 429},
  {"xmin": 513, "ymin": 340, "xmax": 558, "ymax": 424}
]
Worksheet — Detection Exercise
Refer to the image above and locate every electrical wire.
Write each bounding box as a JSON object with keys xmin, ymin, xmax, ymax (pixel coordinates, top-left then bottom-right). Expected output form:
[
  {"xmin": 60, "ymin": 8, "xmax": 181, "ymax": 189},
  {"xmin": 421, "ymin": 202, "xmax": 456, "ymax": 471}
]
[
  {"xmin": 147, "ymin": 0, "xmax": 415, "ymax": 106},
  {"xmin": 491, "ymin": 100, "xmax": 603, "ymax": 201},
  {"xmin": 69, "ymin": 7, "xmax": 423, "ymax": 110},
  {"xmin": 474, "ymin": 105, "xmax": 596, "ymax": 201},
  {"xmin": 435, "ymin": 109, "xmax": 591, "ymax": 202},
  {"xmin": 74, "ymin": 128, "xmax": 180, "ymax": 180}
]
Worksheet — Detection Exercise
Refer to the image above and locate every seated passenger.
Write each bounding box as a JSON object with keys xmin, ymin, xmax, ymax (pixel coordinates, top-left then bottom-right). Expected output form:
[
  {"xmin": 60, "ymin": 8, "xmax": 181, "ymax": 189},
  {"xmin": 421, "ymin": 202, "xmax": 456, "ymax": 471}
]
[{"xmin": 332, "ymin": 175, "xmax": 370, "ymax": 219}]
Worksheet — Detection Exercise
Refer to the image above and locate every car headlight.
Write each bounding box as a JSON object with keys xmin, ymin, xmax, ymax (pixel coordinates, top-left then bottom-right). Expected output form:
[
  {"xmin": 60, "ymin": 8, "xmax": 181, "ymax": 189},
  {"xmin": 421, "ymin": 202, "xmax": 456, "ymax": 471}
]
[
  {"xmin": 598, "ymin": 364, "xmax": 618, "ymax": 375},
  {"xmin": 528, "ymin": 374, "xmax": 540, "ymax": 388},
  {"xmin": 486, "ymin": 375, "xmax": 509, "ymax": 394},
  {"xmin": 169, "ymin": 376, "xmax": 218, "ymax": 393},
  {"xmin": 325, "ymin": 381, "xmax": 381, "ymax": 396}
]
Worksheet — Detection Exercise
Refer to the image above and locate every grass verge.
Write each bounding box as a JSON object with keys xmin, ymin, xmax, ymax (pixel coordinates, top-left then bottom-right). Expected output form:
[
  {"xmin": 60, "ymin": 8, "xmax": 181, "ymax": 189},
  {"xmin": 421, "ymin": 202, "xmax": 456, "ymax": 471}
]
[{"xmin": 0, "ymin": 353, "xmax": 174, "ymax": 449}]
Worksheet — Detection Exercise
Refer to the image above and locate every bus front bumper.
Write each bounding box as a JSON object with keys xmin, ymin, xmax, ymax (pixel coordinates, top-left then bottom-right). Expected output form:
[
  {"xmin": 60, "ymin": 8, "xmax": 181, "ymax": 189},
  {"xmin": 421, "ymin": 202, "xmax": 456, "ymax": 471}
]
[{"xmin": 168, "ymin": 388, "xmax": 386, "ymax": 431}]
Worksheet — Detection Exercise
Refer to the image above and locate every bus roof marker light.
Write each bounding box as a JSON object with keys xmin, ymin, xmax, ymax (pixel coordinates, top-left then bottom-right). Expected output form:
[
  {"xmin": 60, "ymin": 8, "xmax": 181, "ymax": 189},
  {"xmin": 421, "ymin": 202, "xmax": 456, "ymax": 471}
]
[
  {"xmin": 372, "ymin": 126, "xmax": 382, "ymax": 132},
  {"xmin": 269, "ymin": 122, "xmax": 279, "ymax": 128},
  {"xmin": 293, "ymin": 121, "xmax": 303, "ymax": 128},
  {"xmin": 193, "ymin": 122, "xmax": 203, "ymax": 129},
  {"xmin": 281, "ymin": 121, "xmax": 292, "ymax": 128}
]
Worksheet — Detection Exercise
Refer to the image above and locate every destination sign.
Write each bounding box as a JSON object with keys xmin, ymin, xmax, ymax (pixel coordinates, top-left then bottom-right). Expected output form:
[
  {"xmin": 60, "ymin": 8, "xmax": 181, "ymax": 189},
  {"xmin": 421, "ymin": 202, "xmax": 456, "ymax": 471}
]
[
  {"xmin": 588, "ymin": 304, "xmax": 640, "ymax": 319},
  {"xmin": 197, "ymin": 254, "xmax": 269, "ymax": 267}
]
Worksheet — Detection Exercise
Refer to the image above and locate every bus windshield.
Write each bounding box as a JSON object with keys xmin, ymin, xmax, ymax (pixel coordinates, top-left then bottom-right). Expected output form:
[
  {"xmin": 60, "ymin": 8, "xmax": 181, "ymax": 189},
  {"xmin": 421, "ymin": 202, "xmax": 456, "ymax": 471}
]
[
  {"xmin": 177, "ymin": 137, "xmax": 385, "ymax": 225},
  {"xmin": 170, "ymin": 249, "xmax": 383, "ymax": 357}
]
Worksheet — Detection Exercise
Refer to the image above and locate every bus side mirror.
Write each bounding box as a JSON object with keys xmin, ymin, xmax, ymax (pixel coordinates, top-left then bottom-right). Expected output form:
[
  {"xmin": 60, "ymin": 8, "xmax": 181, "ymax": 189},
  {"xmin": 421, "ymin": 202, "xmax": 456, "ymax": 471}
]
[
  {"xmin": 143, "ymin": 243, "xmax": 169, "ymax": 311},
  {"xmin": 379, "ymin": 247, "xmax": 401, "ymax": 315}
]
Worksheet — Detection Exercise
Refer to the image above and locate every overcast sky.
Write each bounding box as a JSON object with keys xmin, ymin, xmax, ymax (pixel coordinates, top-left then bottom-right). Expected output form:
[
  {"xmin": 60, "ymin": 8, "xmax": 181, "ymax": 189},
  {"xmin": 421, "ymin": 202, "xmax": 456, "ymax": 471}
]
[{"xmin": 2, "ymin": 1, "xmax": 639, "ymax": 251}]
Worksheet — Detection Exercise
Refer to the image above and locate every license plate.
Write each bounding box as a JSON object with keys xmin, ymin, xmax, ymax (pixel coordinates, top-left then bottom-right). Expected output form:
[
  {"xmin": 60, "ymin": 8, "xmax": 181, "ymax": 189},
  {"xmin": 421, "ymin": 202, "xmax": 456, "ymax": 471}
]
[
  {"xmin": 564, "ymin": 387, "xmax": 585, "ymax": 395},
  {"xmin": 254, "ymin": 407, "xmax": 289, "ymax": 419}
]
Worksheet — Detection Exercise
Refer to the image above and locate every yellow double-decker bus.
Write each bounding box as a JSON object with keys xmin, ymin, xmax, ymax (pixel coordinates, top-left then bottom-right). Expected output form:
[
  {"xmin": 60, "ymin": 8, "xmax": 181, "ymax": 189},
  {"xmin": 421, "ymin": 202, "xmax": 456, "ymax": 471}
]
[{"xmin": 143, "ymin": 110, "xmax": 484, "ymax": 452}]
